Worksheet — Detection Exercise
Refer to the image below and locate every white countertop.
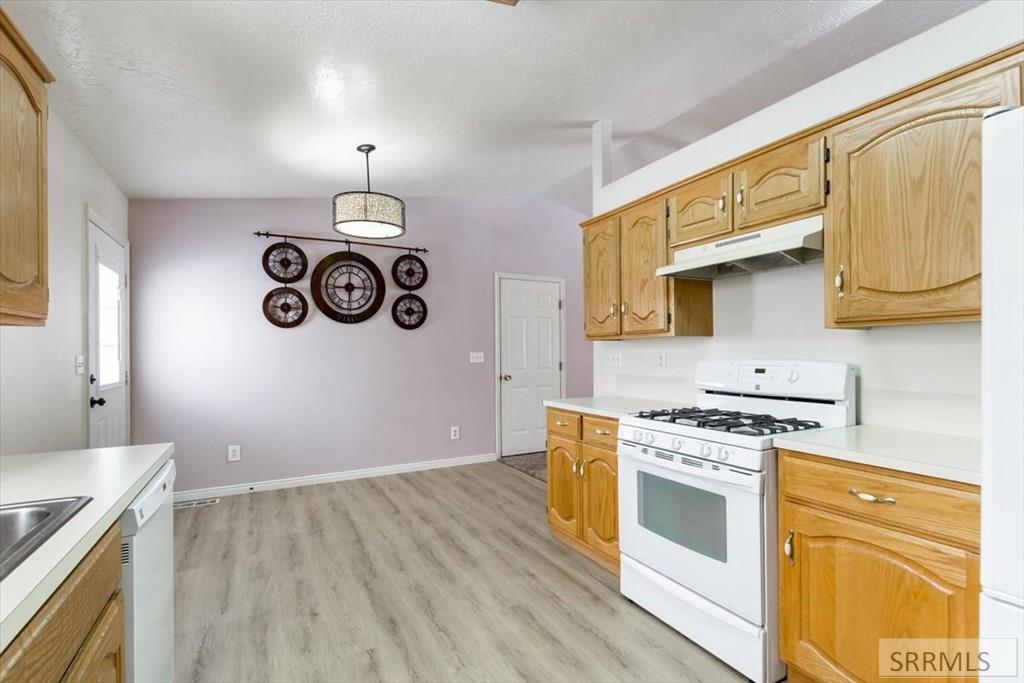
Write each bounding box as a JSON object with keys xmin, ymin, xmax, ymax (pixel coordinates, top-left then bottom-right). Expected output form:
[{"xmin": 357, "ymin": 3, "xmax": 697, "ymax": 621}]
[
  {"xmin": 0, "ymin": 442, "xmax": 174, "ymax": 651},
  {"xmin": 775, "ymin": 425, "xmax": 980, "ymax": 485},
  {"xmin": 543, "ymin": 396, "xmax": 679, "ymax": 420}
]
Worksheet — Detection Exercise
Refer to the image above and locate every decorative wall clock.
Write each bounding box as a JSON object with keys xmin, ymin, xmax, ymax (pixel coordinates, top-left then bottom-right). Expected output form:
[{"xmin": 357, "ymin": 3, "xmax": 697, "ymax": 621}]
[
  {"xmin": 310, "ymin": 251, "xmax": 386, "ymax": 323},
  {"xmin": 262, "ymin": 242, "xmax": 308, "ymax": 283},
  {"xmin": 391, "ymin": 254, "xmax": 428, "ymax": 291},
  {"xmin": 392, "ymin": 293, "xmax": 428, "ymax": 330},
  {"xmin": 262, "ymin": 287, "xmax": 308, "ymax": 328}
]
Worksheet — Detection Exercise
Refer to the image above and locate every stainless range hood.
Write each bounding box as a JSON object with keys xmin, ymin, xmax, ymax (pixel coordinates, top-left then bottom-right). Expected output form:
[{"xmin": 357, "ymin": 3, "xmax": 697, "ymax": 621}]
[{"xmin": 656, "ymin": 215, "xmax": 824, "ymax": 280}]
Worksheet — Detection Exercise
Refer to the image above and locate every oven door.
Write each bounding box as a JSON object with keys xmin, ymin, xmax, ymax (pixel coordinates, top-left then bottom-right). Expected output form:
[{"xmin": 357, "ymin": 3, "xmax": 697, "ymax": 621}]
[{"xmin": 619, "ymin": 444, "xmax": 765, "ymax": 625}]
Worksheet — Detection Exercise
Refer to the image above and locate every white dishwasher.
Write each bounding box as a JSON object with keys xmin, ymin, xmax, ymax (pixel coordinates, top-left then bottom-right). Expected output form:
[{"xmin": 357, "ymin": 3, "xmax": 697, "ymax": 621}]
[{"xmin": 120, "ymin": 459, "xmax": 176, "ymax": 683}]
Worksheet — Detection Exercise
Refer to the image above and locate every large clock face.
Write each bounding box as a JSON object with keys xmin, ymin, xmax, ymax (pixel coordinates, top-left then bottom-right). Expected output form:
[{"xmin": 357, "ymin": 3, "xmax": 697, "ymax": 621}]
[{"xmin": 310, "ymin": 251, "xmax": 385, "ymax": 323}]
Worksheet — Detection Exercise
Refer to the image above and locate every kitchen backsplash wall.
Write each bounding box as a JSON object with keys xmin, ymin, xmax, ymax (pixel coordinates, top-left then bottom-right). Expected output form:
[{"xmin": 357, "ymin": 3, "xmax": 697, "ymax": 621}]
[
  {"xmin": 129, "ymin": 197, "xmax": 592, "ymax": 492},
  {"xmin": 592, "ymin": 263, "xmax": 981, "ymax": 438},
  {"xmin": 0, "ymin": 113, "xmax": 129, "ymax": 455}
]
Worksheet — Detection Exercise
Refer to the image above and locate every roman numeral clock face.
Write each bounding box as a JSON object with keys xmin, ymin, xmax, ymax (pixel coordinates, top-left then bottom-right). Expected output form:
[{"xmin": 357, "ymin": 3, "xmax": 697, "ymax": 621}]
[{"xmin": 310, "ymin": 251, "xmax": 386, "ymax": 324}]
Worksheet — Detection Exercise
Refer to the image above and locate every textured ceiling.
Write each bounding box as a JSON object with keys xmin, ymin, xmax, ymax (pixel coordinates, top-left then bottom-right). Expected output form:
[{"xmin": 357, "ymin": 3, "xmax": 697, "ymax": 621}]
[{"xmin": 2, "ymin": 0, "xmax": 979, "ymax": 201}]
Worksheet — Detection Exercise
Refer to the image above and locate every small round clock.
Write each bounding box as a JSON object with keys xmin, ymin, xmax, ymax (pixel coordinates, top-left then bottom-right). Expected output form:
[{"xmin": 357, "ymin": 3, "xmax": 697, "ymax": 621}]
[
  {"xmin": 391, "ymin": 293, "xmax": 428, "ymax": 330},
  {"xmin": 391, "ymin": 254, "xmax": 428, "ymax": 291},
  {"xmin": 262, "ymin": 287, "xmax": 308, "ymax": 328},
  {"xmin": 262, "ymin": 242, "xmax": 308, "ymax": 283}
]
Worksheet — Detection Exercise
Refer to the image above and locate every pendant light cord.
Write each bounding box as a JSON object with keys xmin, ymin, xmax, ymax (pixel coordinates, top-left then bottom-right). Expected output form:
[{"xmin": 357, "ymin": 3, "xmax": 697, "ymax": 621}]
[{"xmin": 364, "ymin": 149, "xmax": 371, "ymax": 192}]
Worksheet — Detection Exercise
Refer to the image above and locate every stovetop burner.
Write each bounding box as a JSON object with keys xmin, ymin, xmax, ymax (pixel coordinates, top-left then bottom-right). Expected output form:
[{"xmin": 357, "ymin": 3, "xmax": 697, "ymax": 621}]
[{"xmin": 633, "ymin": 407, "xmax": 821, "ymax": 435}]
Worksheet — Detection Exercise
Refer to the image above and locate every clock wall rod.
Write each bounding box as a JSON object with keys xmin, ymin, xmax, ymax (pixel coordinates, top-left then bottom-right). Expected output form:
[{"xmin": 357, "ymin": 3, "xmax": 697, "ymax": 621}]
[{"xmin": 254, "ymin": 231, "xmax": 429, "ymax": 254}]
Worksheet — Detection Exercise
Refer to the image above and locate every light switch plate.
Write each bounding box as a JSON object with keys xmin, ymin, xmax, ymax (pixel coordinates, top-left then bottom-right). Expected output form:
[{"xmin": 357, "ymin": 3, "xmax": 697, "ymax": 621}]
[
  {"xmin": 469, "ymin": 352, "xmax": 484, "ymax": 364},
  {"xmin": 656, "ymin": 352, "xmax": 667, "ymax": 370},
  {"xmin": 610, "ymin": 353, "xmax": 623, "ymax": 368},
  {"xmin": 75, "ymin": 355, "xmax": 86, "ymax": 376}
]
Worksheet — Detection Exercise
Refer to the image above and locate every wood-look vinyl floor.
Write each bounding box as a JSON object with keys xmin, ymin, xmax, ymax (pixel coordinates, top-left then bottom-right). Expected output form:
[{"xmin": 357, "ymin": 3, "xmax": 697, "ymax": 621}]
[{"xmin": 174, "ymin": 462, "xmax": 743, "ymax": 683}]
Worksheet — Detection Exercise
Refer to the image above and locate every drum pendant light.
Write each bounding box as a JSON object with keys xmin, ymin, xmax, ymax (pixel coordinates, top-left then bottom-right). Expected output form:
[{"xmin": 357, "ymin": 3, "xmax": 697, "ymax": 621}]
[{"xmin": 333, "ymin": 144, "xmax": 406, "ymax": 239}]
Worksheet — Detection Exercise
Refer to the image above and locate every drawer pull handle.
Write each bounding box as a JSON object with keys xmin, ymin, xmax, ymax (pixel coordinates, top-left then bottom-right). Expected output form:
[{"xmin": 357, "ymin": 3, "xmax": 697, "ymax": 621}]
[
  {"xmin": 784, "ymin": 529, "xmax": 795, "ymax": 565},
  {"xmin": 579, "ymin": 461, "xmax": 586, "ymax": 478},
  {"xmin": 555, "ymin": 420, "xmax": 570, "ymax": 427},
  {"xmin": 848, "ymin": 487, "xmax": 896, "ymax": 505},
  {"xmin": 572, "ymin": 460, "xmax": 577, "ymax": 476},
  {"xmin": 593, "ymin": 429, "xmax": 611, "ymax": 436}
]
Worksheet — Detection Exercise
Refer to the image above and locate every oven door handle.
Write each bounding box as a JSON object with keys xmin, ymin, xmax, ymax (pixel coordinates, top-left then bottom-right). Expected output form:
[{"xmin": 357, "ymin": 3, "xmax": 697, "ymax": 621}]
[{"xmin": 617, "ymin": 446, "xmax": 763, "ymax": 495}]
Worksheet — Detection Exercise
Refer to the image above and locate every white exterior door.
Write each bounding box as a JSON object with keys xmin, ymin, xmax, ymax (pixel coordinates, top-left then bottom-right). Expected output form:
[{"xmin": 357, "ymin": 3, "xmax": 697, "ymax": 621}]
[
  {"xmin": 88, "ymin": 221, "xmax": 128, "ymax": 448},
  {"xmin": 498, "ymin": 277, "xmax": 563, "ymax": 456}
]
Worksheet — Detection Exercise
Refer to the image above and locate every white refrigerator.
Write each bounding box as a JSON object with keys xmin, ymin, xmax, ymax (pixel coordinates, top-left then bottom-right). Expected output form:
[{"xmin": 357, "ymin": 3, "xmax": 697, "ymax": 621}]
[{"xmin": 981, "ymin": 106, "xmax": 1024, "ymax": 683}]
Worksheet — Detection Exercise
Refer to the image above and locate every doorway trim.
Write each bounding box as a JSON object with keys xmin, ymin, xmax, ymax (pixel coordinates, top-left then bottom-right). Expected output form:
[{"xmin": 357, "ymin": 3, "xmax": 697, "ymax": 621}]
[
  {"xmin": 85, "ymin": 205, "xmax": 131, "ymax": 446},
  {"xmin": 493, "ymin": 272, "xmax": 567, "ymax": 459}
]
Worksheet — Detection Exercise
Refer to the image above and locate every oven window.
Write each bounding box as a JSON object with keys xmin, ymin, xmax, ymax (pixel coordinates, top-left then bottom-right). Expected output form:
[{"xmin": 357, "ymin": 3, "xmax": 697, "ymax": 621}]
[{"xmin": 638, "ymin": 472, "xmax": 728, "ymax": 562}]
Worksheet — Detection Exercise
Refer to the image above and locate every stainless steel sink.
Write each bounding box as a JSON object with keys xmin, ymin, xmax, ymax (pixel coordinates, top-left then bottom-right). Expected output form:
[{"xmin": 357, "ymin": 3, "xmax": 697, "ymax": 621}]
[{"xmin": 0, "ymin": 496, "xmax": 92, "ymax": 581}]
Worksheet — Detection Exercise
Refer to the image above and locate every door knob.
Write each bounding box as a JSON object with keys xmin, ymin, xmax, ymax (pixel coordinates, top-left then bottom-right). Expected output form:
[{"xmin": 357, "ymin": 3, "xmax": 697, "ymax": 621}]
[
  {"xmin": 90, "ymin": 397, "xmax": 106, "ymax": 408},
  {"xmin": 500, "ymin": 374, "xmax": 512, "ymax": 381}
]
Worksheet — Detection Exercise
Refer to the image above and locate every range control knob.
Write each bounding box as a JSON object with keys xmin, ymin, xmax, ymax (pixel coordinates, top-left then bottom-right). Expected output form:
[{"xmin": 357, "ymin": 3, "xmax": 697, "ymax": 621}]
[
  {"xmin": 633, "ymin": 429, "xmax": 643, "ymax": 442},
  {"xmin": 700, "ymin": 443, "xmax": 713, "ymax": 458},
  {"xmin": 717, "ymin": 447, "xmax": 731, "ymax": 462},
  {"xmin": 671, "ymin": 437, "xmax": 683, "ymax": 451},
  {"xmin": 644, "ymin": 433, "xmax": 656, "ymax": 446}
]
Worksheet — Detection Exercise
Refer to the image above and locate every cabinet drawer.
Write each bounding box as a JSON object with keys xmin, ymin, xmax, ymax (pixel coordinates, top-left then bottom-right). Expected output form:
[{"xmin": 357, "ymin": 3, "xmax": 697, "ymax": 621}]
[
  {"xmin": 0, "ymin": 523, "xmax": 121, "ymax": 683},
  {"xmin": 546, "ymin": 409, "xmax": 581, "ymax": 440},
  {"xmin": 581, "ymin": 415, "xmax": 618, "ymax": 449},
  {"xmin": 780, "ymin": 451, "xmax": 980, "ymax": 549}
]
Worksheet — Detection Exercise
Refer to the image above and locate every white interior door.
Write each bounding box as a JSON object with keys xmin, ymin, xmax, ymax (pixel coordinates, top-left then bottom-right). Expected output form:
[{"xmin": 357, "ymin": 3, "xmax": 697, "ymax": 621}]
[
  {"xmin": 499, "ymin": 277, "xmax": 563, "ymax": 456},
  {"xmin": 88, "ymin": 221, "xmax": 128, "ymax": 448}
]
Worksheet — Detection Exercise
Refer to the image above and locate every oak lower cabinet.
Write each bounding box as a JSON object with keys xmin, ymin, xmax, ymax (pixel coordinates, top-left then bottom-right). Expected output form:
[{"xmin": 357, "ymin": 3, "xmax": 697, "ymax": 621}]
[
  {"xmin": 0, "ymin": 523, "xmax": 125, "ymax": 683},
  {"xmin": 582, "ymin": 196, "xmax": 713, "ymax": 340},
  {"xmin": 778, "ymin": 450, "xmax": 981, "ymax": 683},
  {"xmin": 546, "ymin": 408, "xmax": 620, "ymax": 574},
  {"xmin": 826, "ymin": 54, "xmax": 1022, "ymax": 327},
  {"xmin": 0, "ymin": 9, "xmax": 53, "ymax": 326}
]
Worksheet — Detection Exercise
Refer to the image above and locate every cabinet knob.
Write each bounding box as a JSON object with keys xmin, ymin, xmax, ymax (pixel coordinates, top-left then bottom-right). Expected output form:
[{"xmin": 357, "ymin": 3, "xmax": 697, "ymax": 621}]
[
  {"xmin": 610, "ymin": 301, "xmax": 617, "ymax": 319},
  {"xmin": 834, "ymin": 264, "xmax": 845, "ymax": 299},
  {"xmin": 735, "ymin": 187, "xmax": 745, "ymax": 207},
  {"xmin": 784, "ymin": 529, "xmax": 795, "ymax": 565},
  {"xmin": 621, "ymin": 300, "xmax": 629, "ymax": 316},
  {"xmin": 718, "ymin": 194, "xmax": 726, "ymax": 213}
]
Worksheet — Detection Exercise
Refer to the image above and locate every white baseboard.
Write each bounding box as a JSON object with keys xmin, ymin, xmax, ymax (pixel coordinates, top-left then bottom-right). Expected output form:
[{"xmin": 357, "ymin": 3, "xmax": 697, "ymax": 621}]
[{"xmin": 173, "ymin": 452, "xmax": 498, "ymax": 502}]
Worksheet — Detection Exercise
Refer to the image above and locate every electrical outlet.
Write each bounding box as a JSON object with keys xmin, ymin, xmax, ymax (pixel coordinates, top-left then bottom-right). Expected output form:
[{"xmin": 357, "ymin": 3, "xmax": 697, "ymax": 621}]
[
  {"xmin": 450, "ymin": 426, "xmax": 460, "ymax": 440},
  {"xmin": 469, "ymin": 352, "xmax": 484, "ymax": 364},
  {"xmin": 656, "ymin": 352, "xmax": 667, "ymax": 370},
  {"xmin": 227, "ymin": 444, "xmax": 241, "ymax": 462},
  {"xmin": 610, "ymin": 353, "xmax": 623, "ymax": 368}
]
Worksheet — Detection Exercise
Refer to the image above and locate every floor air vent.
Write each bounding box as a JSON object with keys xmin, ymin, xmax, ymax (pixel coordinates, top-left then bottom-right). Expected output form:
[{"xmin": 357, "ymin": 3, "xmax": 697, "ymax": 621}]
[{"xmin": 173, "ymin": 498, "xmax": 220, "ymax": 510}]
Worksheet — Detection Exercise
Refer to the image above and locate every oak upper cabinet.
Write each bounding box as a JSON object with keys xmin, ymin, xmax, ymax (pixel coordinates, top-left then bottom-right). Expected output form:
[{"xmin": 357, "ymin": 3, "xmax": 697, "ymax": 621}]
[
  {"xmin": 546, "ymin": 434, "xmax": 581, "ymax": 538},
  {"xmin": 668, "ymin": 171, "xmax": 733, "ymax": 248},
  {"xmin": 619, "ymin": 196, "xmax": 669, "ymax": 335},
  {"xmin": 779, "ymin": 450, "xmax": 981, "ymax": 683},
  {"xmin": 733, "ymin": 135, "xmax": 827, "ymax": 231},
  {"xmin": 827, "ymin": 56, "xmax": 1022, "ymax": 327},
  {"xmin": 582, "ymin": 216, "xmax": 621, "ymax": 338},
  {"xmin": 0, "ymin": 9, "xmax": 53, "ymax": 326},
  {"xmin": 579, "ymin": 444, "xmax": 618, "ymax": 566}
]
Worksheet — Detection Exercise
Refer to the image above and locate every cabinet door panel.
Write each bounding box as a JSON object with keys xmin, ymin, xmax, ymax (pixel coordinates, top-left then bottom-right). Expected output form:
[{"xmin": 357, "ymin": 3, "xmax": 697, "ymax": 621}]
[
  {"xmin": 580, "ymin": 444, "xmax": 618, "ymax": 564},
  {"xmin": 734, "ymin": 136, "xmax": 825, "ymax": 230},
  {"xmin": 619, "ymin": 197, "xmax": 668, "ymax": 335},
  {"xmin": 829, "ymin": 59, "xmax": 1021, "ymax": 326},
  {"xmin": 780, "ymin": 501, "xmax": 979, "ymax": 683},
  {"xmin": 0, "ymin": 26, "xmax": 49, "ymax": 325},
  {"xmin": 63, "ymin": 592, "xmax": 125, "ymax": 683},
  {"xmin": 546, "ymin": 435, "xmax": 580, "ymax": 538},
  {"xmin": 668, "ymin": 173, "xmax": 732, "ymax": 248},
  {"xmin": 582, "ymin": 217, "xmax": 620, "ymax": 338}
]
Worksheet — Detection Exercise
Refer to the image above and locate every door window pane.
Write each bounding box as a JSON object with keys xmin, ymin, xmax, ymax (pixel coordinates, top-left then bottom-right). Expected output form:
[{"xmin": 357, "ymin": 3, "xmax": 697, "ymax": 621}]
[
  {"xmin": 638, "ymin": 471, "xmax": 728, "ymax": 562},
  {"xmin": 97, "ymin": 262, "xmax": 121, "ymax": 386}
]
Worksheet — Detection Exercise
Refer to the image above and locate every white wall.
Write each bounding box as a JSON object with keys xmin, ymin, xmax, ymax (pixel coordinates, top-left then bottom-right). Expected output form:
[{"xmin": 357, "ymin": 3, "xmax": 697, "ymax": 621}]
[
  {"xmin": 589, "ymin": 2, "xmax": 1024, "ymax": 439},
  {"xmin": 0, "ymin": 113, "xmax": 128, "ymax": 455},
  {"xmin": 593, "ymin": 264, "xmax": 981, "ymax": 437}
]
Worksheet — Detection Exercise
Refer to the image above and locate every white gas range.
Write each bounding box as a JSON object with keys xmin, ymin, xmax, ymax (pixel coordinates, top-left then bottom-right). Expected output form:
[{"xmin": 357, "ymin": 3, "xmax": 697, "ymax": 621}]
[{"xmin": 617, "ymin": 360, "xmax": 855, "ymax": 683}]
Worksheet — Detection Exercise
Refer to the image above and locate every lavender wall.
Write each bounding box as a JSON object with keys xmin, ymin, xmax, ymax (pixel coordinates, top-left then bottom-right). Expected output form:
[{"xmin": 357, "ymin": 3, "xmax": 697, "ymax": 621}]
[{"xmin": 129, "ymin": 197, "xmax": 591, "ymax": 491}]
